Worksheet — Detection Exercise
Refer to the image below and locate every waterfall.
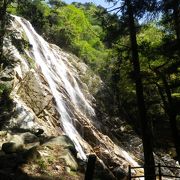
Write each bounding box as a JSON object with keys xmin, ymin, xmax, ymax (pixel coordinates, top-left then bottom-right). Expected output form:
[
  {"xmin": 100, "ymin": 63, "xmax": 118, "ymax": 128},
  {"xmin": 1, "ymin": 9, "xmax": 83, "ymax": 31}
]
[{"xmin": 13, "ymin": 15, "xmax": 95, "ymax": 161}]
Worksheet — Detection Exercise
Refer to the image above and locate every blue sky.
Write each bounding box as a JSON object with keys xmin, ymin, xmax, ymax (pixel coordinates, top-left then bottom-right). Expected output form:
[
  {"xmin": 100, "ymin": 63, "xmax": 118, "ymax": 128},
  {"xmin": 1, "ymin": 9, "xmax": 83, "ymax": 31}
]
[{"xmin": 63, "ymin": 0, "xmax": 114, "ymax": 8}]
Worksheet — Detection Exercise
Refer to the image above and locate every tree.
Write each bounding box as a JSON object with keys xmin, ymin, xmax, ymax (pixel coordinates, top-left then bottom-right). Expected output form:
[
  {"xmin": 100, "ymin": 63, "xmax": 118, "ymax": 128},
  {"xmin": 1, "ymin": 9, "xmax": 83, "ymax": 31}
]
[
  {"xmin": 126, "ymin": 1, "xmax": 155, "ymax": 179},
  {"xmin": 154, "ymin": 68, "xmax": 180, "ymax": 164},
  {"xmin": 154, "ymin": 0, "xmax": 180, "ymax": 164},
  {"xmin": 136, "ymin": 3, "xmax": 180, "ymax": 163},
  {"xmin": 96, "ymin": 7, "xmax": 125, "ymax": 48},
  {"xmin": 105, "ymin": 0, "xmax": 156, "ymax": 179}
]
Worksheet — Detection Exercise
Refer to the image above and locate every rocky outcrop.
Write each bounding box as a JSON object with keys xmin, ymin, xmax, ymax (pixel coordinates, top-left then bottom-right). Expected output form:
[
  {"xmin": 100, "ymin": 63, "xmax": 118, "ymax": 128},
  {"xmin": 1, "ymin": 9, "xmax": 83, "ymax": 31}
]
[
  {"xmin": 0, "ymin": 130, "xmax": 84, "ymax": 179},
  {"xmin": 13, "ymin": 69, "xmax": 62, "ymax": 136}
]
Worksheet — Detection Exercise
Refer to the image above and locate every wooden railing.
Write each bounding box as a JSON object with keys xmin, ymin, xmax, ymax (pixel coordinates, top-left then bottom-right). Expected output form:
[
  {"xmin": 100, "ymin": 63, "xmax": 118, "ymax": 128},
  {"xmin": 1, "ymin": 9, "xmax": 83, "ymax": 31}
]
[{"xmin": 128, "ymin": 163, "xmax": 180, "ymax": 179}]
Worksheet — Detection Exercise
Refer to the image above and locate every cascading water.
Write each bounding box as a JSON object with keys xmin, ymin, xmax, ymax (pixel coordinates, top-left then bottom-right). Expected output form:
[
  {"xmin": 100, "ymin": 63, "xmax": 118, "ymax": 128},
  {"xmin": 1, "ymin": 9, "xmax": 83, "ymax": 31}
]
[
  {"xmin": 13, "ymin": 15, "xmax": 96, "ymax": 160},
  {"xmin": 7, "ymin": 13, "xmax": 180, "ymax": 180}
]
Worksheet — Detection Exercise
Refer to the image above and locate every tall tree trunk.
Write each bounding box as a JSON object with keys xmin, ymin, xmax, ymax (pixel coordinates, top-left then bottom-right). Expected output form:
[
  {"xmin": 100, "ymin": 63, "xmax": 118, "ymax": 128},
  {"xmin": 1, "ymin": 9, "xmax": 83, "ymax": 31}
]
[{"xmin": 126, "ymin": 0, "xmax": 156, "ymax": 179}]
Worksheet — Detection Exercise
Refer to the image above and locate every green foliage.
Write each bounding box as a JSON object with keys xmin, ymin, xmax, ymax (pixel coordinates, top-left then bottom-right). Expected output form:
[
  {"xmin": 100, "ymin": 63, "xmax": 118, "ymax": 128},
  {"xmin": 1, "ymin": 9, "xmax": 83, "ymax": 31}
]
[
  {"xmin": 0, "ymin": 82, "xmax": 13, "ymax": 113},
  {"xmin": 0, "ymin": 83, "xmax": 11, "ymax": 96},
  {"xmin": 43, "ymin": 4, "xmax": 109, "ymax": 70},
  {"xmin": 7, "ymin": 3, "xmax": 17, "ymax": 14},
  {"xmin": 36, "ymin": 159, "xmax": 46, "ymax": 170},
  {"xmin": 15, "ymin": 0, "xmax": 51, "ymax": 33}
]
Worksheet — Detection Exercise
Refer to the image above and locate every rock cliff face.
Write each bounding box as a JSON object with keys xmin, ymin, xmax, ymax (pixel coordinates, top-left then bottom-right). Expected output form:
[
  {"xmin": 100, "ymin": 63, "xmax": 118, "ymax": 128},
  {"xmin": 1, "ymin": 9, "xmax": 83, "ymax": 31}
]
[{"xmin": 0, "ymin": 15, "xmax": 144, "ymax": 179}]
